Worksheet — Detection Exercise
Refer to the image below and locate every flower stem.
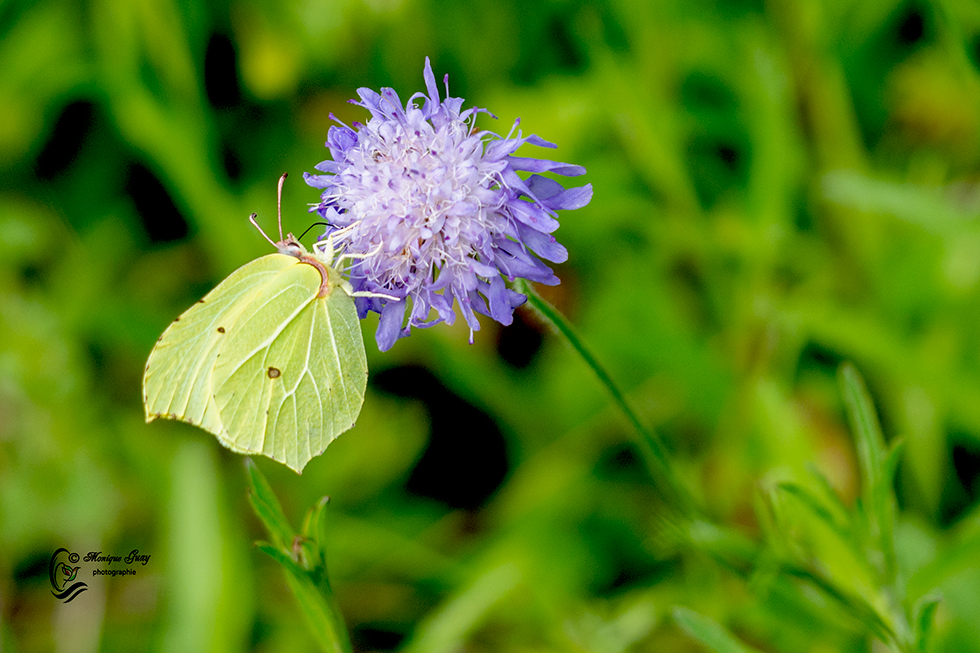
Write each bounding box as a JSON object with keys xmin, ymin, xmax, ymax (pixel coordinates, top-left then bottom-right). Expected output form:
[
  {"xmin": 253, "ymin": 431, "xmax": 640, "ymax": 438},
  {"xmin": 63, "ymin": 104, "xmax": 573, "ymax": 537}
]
[{"xmin": 515, "ymin": 280, "xmax": 697, "ymax": 517}]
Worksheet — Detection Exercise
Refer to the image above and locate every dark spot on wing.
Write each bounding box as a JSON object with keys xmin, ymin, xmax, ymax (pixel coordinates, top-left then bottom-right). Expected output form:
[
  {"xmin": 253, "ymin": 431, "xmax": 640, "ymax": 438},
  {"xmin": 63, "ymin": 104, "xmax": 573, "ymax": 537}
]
[
  {"xmin": 268, "ymin": 367, "xmax": 281, "ymax": 378},
  {"xmin": 174, "ymin": 316, "xmax": 181, "ymax": 322},
  {"xmin": 217, "ymin": 327, "xmax": 225, "ymax": 333},
  {"xmin": 198, "ymin": 299, "xmax": 205, "ymax": 303}
]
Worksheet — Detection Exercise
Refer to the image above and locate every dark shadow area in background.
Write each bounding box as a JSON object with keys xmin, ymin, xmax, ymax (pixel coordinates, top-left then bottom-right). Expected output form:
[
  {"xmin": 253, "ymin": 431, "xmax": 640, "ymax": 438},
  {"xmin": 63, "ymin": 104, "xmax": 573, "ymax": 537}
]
[
  {"xmin": 590, "ymin": 444, "xmax": 676, "ymax": 594},
  {"xmin": 125, "ymin": 162, "xmax": 189, "ymax": 244},
  {"xmin": 939, "ymin": 432, "xmax": 980, "ymax": 526},
  {"xmin": 495, "ymin": 307, "xmax": 544, "ymax": 369},
  {"xmin": 352, "ymin": 625, "xmax": 406, "ymax": 652},
  {"xmin": 371, "ymin": 365, "xmax": 509, "ymax": 511},
  {"xmin": 896, "ymin": 5, "xmax": 927, "ymax": 47},
  {"xmin": 204, "ymin": 31, "xmax": 245, "ymax": 183},
  {"xmin": 34, "ymin": 100, "xmax": 95, "ymax": 180},
  {"xmin": 511, "ymin": 8, "xmax": 587, "ymax": 84},
  {"xmin": 680, "ymin": 71, "xmax": 750, "ymax": 210},
  {"xmin": 844, "ymin": 2, "xmax": 931, "ymax": 151},
  {"xmin": 205, "ymin": 32, "xmax": 241, "ymax": 109},
  {"xmin": 971, "ymin": 33, "xmax": 980, "ymax": 72},
  {"xmin": 12, "ymin": 551, "xmax": 48, "ymax": 587}
]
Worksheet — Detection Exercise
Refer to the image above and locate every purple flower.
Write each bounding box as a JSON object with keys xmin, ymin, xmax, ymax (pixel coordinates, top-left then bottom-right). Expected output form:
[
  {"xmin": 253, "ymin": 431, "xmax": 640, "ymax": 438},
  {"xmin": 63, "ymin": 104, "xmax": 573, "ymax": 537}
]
[{"xmin": 305, "ymin": 57, "xmax": 592, "ymax": 351}]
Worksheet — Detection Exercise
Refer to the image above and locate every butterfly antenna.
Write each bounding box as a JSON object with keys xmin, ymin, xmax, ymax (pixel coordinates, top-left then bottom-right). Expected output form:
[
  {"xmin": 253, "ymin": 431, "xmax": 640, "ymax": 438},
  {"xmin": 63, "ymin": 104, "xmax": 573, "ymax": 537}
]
[
  {"xmin": 249, "ymin": 213, "xmax": 277, "ymax": 247},
  {"xmin": 298, "ymin": 222, "xmax": 332, "ymax": 241},
  {"xmin": 277, "ymin": 172, "xmax": 288, "ymax": 241}
]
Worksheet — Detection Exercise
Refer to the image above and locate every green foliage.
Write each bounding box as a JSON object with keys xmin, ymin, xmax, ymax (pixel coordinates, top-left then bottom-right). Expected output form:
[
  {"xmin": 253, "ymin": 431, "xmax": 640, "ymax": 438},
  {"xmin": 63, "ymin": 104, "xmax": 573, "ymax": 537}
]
[
  {"xmin": 3, "ymin": 0, "xmax": 980, "ymax": 650},
  {"xmin": 673, "ymin": 607, "xmax": 763, "ymax": 653},
  {"xmin": 246, "ymin": 458, "xmax": 352, "ymax": 653}
]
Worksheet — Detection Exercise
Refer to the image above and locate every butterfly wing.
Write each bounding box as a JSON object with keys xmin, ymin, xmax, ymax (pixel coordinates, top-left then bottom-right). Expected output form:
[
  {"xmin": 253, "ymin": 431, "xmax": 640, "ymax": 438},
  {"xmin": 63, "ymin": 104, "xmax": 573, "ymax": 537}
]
[
  {"xmin": 209, "ymin": 259, "xmax": 367, "ymax": 472},
  {"xmin": 143, "ymin": 254, "xmax": 298, "ymax": 437}
]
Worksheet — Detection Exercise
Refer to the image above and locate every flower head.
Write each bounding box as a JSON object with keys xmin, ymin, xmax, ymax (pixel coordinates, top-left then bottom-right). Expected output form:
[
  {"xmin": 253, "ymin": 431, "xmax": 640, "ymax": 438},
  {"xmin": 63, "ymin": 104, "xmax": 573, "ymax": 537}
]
[{"xmin": 305, "ymin": 57, "xmax": 592, "ymax": 351}]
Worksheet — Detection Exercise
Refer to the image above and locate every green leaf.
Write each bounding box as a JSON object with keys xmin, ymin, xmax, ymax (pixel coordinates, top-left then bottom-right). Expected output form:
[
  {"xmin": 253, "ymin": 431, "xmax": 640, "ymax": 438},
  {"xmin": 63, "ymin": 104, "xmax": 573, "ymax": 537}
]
[
  {"xmin": 255, "ymin": 538, "xmax": 349, "ymax": 653},
  {"xmin": 681, "ymin": 519, "xmax": 759, "ymax": 575},
  {"xmin": 276, "ymin": 551, "xmax": 351, "ymax": 653},
  {"xmin": 780, "ymin": 564, "xmax": 897, "ymax": 644},
  {"xmin": 672, "ymin": 607, "xmax": 763, "ymax": 653},
  {"xmin": 247, "ymin": 464, "xmax": 352, "ymax": 653},
  {"xmin": 245, "ymin": 458, "xmax": 293, "ymax": 550},
  {"xmin": 402, "ymin": 563, "xmax": 522, "ymax": 653},
  {"xmin": 839, "ymin": 364, "xmax": 885, "ymax": 504},
  {"xmin": 913, "ymin": 593, "xmax": 941, "ymax": 652},
  {"xmin": 309, "ymin": 496, "xmax": 332, "ymax": 572},
  {"xmin": 777, "ymin": 481, "xmax": 851, "ymax": 543},
  {"xmin": 255, "ymin": 542, "xmax": 306, "ymax": 578},
  {"xmin": 838, "ymin": 363, "xmax": 897, "ymax": 581},
  {"xmin": 804, "ymin": 462, "xmax": 853, "ymax": 525},
  {"xmin": 883, "ymin": 438, "xmax": 906, "ymax": 488}
]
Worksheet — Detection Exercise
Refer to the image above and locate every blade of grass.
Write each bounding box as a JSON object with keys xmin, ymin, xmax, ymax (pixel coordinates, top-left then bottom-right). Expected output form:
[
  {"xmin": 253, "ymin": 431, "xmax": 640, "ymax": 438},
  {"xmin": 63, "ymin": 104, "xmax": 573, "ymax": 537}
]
[
  {"xmin": 838, "ymin": 364, "xmax": 897, "ymax": 583},
  {"xmin": 912, "ymin": 593, "xmax": 941, "ymax": 652},
  {"xmin": 777, "ymin": 482, "xmax": 852, "ymax": 544},
  {"xmin": 672, "ymin": 607, "xmax": 763, "ymax": 653},
  {"xmin": 245, "ymin": 458, "xmax": 293, "ymax": 550}
]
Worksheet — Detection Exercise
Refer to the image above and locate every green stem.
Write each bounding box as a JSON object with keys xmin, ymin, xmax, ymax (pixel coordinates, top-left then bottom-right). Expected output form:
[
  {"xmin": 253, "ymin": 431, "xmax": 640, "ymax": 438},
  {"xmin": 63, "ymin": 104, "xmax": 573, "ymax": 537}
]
[
  {"xmin": 246, "ymin": 460, "xmax": 353, "ymax": 653},
  {"xmin": 511, "ymin": 284, "xmax": 917, "ymax": 647},
  {"xmin": 515, "ymin": 280, "xmax": 697, "ymax": 516}
]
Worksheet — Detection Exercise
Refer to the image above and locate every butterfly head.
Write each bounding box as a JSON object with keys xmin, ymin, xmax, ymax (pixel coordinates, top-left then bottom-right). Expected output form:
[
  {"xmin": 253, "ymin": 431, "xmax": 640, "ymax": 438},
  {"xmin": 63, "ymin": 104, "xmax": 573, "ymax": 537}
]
[
  {"xmin": 276, "ymin": 234, "xmax": 307, "ymax": 259},
  {"xmin": 249, "ymin": 174, "xmax": 341, "ymax": 298}
]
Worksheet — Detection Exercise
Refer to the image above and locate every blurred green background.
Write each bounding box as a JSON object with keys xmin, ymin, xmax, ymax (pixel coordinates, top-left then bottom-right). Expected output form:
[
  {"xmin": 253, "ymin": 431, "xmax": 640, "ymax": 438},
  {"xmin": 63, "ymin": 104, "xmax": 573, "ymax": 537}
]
[{"xmin": 4, "ymin": 0, "xmax": 980, "ymax": 650}]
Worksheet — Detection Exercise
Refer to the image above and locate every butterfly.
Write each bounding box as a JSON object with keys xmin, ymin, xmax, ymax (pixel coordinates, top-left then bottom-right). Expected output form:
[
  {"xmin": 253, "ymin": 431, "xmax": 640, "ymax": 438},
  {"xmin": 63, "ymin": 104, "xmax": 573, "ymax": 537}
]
[{"xmin": 143, "ymin": 174, "xmax": 367, "ymax": 473}]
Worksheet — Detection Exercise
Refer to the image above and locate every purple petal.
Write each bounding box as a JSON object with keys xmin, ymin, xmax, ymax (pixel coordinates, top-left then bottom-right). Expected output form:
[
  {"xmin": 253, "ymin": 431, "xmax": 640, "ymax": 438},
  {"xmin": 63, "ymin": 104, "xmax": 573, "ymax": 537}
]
[
  {"xmin": 499, "ymin": 168, "xmax": 538, "ymax": 200},
  {"xmin": 525, "ymin": 175, "xmax": 565, "ymax": 200},
  {"xmin": 327, "ymin": 125, "xmax": 358, "ymax": 159},
  {"xmin": 514, "ymin": 223, "xmax": 569, "ymax": 263},
  {"xmin": 506, "ymin": 156, "xmax": 587, "ymax": 176},
  {"xmin": 312, "ymin": 160, "xmax": 343, "ymax": 174},
  {"xmin": 355, "ymin": 88, "xmax": 383, "ymax": 111},
  {"xmin": 524, "ymin": 134, "xmax": 556, "ymax": 148},
  {"xmin": 539, "ymin": 183, "xmax": 593, "ymax": 211},
  {"xmin": 485, "ymin": 275, "xmax": 525, "ymax": 325},
  {"xmin": 507, "ymin": 197, "xmax": 561, "ymax": 233},
  {"xmin": 376, "ymin": 300, "xmax": 407, "ymax": 351},
  {"xmin": 303, "ymin": 172, "xmax": 333, "ymax": 188},
  {"xmin": 381, "ymin": 88, "xmax": 405, "ymax": 115},
  {"xmin": 422, "ymin": 56, "xmax": 440, "ymax": 109},
  {"xmin": 457, "ymin": 293, "xmax": 482, "ymax": 331},
  {"xmin": 495, "ymin": 240, "xmax": 559, "ymax": 284}
]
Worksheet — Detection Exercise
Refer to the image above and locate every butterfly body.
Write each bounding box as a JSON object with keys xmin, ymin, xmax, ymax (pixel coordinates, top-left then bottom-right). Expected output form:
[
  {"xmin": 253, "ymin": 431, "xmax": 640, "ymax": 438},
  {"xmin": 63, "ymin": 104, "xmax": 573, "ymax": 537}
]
[{"xmin": 143, "ymin": 240, "xmax": 367, "ymax": 473}]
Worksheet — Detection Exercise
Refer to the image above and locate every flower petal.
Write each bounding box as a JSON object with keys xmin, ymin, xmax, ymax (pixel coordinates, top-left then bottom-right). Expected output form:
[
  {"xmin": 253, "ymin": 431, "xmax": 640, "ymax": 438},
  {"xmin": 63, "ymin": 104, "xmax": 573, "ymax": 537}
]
[
  {"xmin": 376, "ymin": 299, "xmax": 407, "ymax": 351},
  {"xmin": 506, "ymin": 156, "xmax": 587, "ymax": 176},
  {"xmin": 515, "ymin": 222, "xmax": 569, "ymax": 263},
  {"xmin": 305, "ymin": 58, "xmax": 589, "ymax": 348}
]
